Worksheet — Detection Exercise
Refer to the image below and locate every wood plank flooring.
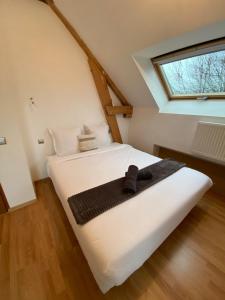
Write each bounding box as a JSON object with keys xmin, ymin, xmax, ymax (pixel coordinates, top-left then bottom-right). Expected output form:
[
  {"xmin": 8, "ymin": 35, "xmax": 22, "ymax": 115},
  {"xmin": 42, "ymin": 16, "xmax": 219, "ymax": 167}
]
[{"xmin": 0, "ymin": 179, "xmax": 225, "ymax": 300}]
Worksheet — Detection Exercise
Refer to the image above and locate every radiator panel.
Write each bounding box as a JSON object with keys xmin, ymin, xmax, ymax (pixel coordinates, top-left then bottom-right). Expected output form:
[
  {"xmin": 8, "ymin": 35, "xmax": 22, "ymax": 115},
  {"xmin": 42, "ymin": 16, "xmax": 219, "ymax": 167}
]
[{"xmin": 192, "ymin": 122, "xmax": 225, "ymax": 163}]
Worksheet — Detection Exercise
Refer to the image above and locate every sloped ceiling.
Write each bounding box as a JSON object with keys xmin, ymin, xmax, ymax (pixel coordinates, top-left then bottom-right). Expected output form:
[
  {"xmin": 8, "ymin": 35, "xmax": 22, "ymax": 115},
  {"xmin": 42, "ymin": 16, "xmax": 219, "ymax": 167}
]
[{"xmin": 55, "ymin": 0, "xmax": 225, "ymax": 106}]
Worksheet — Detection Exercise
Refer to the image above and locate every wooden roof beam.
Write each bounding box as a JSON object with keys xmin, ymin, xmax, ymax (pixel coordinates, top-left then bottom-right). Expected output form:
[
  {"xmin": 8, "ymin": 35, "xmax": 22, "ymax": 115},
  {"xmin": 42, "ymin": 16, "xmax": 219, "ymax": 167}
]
[
  {"xmin": 89, "ymin": 58, "xmax": 122, "ymax": 143},
  {"xmin": 37, "ymin": 0, "xmax": 133, "ymax": 143},
  {"xmin": 38, "ymin": 0, "xmax": 133, "ymax": 113}
]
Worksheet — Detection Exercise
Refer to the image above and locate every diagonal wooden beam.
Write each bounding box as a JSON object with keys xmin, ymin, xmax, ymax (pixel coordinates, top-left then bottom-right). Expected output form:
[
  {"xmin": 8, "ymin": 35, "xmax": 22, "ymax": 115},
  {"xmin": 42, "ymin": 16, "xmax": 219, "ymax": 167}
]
[
  {"xmin": 88, "ymin": 58, "xmax": 122, "ymax": 143},
  {"xmin": 37, "ymin": 0, "xmax": 134, "ymax": 143},
  {"xmin": 39, "ymin": 0, "xmax": 133, "ymax": 111}
]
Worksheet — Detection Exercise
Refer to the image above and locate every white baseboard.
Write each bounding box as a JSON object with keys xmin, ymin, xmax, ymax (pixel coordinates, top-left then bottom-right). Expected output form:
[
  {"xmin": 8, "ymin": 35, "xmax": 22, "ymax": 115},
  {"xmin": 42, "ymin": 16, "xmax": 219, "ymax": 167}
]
[{"xmin": 8, "ymin": 198, "xmax": 37, "ymax": 212}]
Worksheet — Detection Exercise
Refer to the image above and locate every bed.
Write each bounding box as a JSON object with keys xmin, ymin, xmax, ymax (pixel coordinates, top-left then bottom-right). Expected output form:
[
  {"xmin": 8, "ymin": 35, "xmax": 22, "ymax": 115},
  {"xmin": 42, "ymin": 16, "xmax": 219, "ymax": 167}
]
[{"xmin": 47, "ymin": 143, "xmax": 212, "ymax": 293}]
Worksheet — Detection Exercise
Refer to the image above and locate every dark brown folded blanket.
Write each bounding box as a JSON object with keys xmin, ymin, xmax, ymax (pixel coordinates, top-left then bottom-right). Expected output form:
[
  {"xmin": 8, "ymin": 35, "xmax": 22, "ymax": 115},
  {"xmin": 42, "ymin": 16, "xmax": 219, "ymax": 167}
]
[{"xmin": 68, "ymin": 159, "xmax": 186, "ymax": 225}]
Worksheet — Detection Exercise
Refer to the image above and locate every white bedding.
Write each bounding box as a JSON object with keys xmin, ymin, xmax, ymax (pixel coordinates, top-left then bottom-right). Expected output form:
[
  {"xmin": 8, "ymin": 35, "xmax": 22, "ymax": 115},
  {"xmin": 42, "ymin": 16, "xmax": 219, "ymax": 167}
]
[{"xmin": 47, "ymin": 143, "xmax": 212, "ymax": 293}]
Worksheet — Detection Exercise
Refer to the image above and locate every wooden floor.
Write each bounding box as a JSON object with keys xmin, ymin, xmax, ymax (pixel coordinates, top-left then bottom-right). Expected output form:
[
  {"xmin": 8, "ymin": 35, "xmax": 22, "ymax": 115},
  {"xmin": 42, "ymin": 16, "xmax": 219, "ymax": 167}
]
[
  {"xmin": 0, "ymin": 200, "xmax": 6, "ymax": 215},
  {"xmin": 0, "ymin": 179, "xmax": 225, "ymax": 300}
]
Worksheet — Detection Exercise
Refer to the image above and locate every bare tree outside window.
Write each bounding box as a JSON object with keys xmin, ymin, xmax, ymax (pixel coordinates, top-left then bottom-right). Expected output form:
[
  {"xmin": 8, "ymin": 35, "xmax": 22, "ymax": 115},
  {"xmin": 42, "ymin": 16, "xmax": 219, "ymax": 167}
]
[{"xmin": 161, "ymin": 50, "xmax": 225, "ymax": 96}]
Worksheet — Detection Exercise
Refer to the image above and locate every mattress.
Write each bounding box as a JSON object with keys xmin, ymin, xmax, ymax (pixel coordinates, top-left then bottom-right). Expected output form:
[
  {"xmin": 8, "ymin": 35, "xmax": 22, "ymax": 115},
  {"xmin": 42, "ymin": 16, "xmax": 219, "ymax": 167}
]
[{"xmin": 47, "ymin": 143, "xmax": 212, "ymax": 293}]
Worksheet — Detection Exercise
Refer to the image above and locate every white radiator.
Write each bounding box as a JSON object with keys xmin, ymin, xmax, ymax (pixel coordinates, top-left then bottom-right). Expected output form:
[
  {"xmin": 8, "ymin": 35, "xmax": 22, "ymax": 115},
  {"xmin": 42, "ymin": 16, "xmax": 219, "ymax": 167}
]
[{"xmin": 192, "ymin": 122, "xmax": 225, "ymax": 163}]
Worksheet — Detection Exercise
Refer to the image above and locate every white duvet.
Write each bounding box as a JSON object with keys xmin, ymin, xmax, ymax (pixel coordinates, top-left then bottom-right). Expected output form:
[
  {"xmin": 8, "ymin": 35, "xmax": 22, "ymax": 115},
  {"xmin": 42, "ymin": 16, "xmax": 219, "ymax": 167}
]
[{"xmin": 47, "ymin": 143, "xmax": 212, "ymax": 293}]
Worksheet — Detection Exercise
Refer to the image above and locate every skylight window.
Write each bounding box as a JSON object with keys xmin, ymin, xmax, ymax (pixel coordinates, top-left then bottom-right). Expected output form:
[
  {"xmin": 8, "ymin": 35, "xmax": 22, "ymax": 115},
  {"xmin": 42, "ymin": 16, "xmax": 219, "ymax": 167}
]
[{"xmin": 152, "ymin": 38, "xmax": 225, "ymax": 100}]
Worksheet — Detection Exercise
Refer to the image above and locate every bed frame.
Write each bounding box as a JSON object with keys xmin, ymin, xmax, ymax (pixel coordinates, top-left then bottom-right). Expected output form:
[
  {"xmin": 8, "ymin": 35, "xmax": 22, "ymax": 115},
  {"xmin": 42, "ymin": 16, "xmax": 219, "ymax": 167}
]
[{"xmin": 154, "ymin": 144, "xmax": 225, "ymax": 196}]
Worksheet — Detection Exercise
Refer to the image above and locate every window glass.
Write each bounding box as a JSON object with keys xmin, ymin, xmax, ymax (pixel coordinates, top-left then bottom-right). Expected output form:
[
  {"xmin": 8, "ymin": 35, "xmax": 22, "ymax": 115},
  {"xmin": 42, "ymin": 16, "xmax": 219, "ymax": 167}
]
[{"xmin": 161, "ymin": 50, "xmax": 225, "ymax": 97}]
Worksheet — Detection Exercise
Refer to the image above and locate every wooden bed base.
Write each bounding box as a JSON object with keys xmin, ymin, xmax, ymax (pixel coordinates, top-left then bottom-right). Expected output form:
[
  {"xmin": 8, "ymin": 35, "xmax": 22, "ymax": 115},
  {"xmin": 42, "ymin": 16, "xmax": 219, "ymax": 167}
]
[{"xmin": 154, "ymin": 144, "xmax": 225, "ymax": 196}]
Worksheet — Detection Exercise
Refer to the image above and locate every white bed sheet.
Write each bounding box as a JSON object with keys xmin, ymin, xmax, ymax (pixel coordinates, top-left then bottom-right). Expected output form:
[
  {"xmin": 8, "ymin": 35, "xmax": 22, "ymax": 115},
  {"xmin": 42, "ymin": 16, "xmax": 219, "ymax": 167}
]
[{"xmin": 47, "ymin": 143, "xmax": 212, "ymax": 293}]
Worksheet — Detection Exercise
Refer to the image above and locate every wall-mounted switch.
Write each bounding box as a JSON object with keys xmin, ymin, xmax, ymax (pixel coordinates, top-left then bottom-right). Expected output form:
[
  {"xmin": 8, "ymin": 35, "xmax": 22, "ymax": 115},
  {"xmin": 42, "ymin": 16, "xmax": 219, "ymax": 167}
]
[
  {"xmin": 0, "ymin": 137, "xmax": 7, "ymax": 145},
  {"xmin": 38, "ymin": 139, "xmax": 44, "ymax": 144}
]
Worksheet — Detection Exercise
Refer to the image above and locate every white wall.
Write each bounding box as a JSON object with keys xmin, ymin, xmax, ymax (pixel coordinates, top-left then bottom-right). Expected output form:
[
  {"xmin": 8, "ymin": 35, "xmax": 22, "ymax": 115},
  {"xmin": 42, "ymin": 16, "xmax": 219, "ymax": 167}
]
[
  {"xmin": 0, "ymin": 102, "xmax": 35, "ymax": 208},
  {"xmin": 1, "ymin": 0, "xmax": 129, "ymax": 181},
  {"xmin": 0, "ymin": 8, "xmax": 35, "ymax": 207},
  {"xmin": 129, "ymin": 107, "xmax": 225, "ymax": 155}
]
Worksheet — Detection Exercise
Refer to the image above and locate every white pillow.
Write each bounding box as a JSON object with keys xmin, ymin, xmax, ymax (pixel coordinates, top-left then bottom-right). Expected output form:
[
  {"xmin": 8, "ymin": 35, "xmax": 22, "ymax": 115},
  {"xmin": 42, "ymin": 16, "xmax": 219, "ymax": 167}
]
[
  {"xmin": 84, "ymin": 123, "xmax": 112, "ymax": 147},
  {"xmin": 49, "ymin": 127, "xmax": 81, "ymax": 156},
  {"xmin": 78, "ymin": 134, "xmax": 97, "ymax": 152}
]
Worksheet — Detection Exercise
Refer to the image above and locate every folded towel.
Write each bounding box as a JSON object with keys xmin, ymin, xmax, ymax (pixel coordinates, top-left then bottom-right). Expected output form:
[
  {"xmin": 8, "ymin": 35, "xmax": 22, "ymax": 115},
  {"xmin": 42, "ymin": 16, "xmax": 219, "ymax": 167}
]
[
  {"xmin": 125, "ymin": 170, "xmax": 153, "ymax": 181},
  {"xmin": 123, "ymin": 165, "xmax": 139, "ymax": 194},
  {"xmin": 137, "ymin": 170, "xmax": 153, "ymax": 180}
]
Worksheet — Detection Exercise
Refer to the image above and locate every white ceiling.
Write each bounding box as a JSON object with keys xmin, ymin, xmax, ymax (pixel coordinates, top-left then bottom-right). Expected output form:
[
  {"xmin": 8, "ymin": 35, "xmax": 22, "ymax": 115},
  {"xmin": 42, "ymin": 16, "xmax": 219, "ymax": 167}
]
[{"xmin": 55, "ymin": 0, "xmax": 225, "ymax": 106}]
